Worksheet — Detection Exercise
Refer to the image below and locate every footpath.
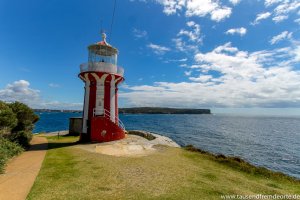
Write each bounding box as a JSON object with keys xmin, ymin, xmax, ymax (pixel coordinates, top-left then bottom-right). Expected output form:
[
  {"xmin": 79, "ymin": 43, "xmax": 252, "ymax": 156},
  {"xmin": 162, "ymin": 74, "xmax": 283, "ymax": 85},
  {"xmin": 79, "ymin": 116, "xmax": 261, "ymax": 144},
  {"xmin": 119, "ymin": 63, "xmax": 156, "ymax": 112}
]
[{"xmin": 0, "ymin": 136, "xmax": 48, "ymax": 200}]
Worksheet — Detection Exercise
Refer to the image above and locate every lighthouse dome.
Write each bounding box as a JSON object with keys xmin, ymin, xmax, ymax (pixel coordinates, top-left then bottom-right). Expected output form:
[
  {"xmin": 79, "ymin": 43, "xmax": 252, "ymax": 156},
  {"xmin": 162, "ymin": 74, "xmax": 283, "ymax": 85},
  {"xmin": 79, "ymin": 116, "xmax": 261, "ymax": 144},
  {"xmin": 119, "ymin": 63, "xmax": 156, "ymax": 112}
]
[{"xmin": 79, "ymin": 33, "xmax": 123, "ymax": 76}]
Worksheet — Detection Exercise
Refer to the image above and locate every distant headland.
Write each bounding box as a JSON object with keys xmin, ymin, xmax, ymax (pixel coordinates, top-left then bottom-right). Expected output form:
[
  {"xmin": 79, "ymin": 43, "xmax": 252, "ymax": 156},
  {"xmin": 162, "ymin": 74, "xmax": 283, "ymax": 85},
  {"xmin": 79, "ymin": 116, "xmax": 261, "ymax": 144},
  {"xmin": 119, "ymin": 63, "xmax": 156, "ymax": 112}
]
[
  {"xmin": 33, "ymin": 109, "xmax": 81, "ymax": 113},
  {"xmin": 119, "ymin": 107, "xmax": 211, "ymax": 114},
  {"xmin": 34, "ymin": 107, "xmax": 211, "ymax": 114}
]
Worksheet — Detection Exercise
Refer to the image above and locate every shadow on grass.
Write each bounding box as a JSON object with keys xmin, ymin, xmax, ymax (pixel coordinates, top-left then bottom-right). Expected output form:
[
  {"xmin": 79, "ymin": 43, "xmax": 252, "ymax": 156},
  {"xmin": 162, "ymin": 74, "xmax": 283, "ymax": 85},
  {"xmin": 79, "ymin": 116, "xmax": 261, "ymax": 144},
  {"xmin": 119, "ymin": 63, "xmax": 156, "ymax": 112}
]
[
  {"xmin": 29, "ymin": 135, "xmax": 80, "ymax": 151},
  {"xmin": 47, "ymin": 141, "xmax": 77, "ymax": 150}
]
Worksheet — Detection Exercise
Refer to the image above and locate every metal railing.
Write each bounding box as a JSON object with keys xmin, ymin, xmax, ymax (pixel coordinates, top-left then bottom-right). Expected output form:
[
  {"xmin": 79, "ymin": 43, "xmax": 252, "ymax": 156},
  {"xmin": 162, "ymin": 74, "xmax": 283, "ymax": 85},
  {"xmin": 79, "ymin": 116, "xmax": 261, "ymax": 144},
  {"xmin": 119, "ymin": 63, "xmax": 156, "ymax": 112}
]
[
  {"xmin": 104, "ymin": 109, "xmax": 126, "ymax": 131},
  {"xmin": 92, "ymin": 108, "xmax": 125, "ymax": 131},
  {"xmin": 80, "ymin": 62, "xmax": 124, "ymax": 76}
]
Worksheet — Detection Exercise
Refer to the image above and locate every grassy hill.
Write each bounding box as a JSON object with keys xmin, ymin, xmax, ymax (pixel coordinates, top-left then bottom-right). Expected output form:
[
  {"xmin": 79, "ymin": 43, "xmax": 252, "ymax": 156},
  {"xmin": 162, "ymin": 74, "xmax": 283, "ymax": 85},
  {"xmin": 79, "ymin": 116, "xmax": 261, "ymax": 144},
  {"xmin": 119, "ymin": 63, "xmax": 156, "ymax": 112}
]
[{"xmin": 27, "ymin": 136, "xmax": 299, "ymax": 200}]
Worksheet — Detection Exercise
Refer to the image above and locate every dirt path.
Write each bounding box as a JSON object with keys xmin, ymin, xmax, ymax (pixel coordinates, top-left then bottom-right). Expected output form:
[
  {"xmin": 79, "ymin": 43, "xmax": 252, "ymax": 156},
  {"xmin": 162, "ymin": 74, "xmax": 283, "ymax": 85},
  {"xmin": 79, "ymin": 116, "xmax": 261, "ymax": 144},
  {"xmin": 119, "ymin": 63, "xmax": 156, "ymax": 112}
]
[{"xmin": 0, "ymin": 136, "xmax": 48, "ymax": 200}]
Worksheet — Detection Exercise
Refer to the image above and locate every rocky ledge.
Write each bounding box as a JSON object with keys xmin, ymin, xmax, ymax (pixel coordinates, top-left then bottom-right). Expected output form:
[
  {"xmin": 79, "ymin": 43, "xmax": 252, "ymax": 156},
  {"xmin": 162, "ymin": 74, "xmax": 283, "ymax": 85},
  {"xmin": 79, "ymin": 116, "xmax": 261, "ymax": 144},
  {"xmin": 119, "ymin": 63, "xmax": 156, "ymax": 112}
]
[{"xmin": 76, "ymin": 130, "xmax": 180, "ymax": 157}]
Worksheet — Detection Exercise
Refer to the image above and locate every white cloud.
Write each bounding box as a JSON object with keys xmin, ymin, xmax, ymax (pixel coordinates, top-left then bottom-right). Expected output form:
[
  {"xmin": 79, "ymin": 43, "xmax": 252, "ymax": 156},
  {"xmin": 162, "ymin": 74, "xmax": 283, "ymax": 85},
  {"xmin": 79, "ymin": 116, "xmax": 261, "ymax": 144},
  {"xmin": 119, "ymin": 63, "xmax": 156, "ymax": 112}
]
[
  {"xmin": 166, "ymin": 58, "xmax": 188, "ymax": 62},
  {"xmin": 131, "ymin": 0, "xmax": 298, "ymax": 24},
  {"xmin": 147, "ymin": 43, "xmax": 170, "ymax": 55},
  {"xmin": 180, "ymin": 63, "xmax": 188, "ymax": 67},
  {"xmin": 186, "ymin": 0, "xmax": 232, "ymax": 22},
  {"xmin": 177, "ymin": 58, "xmax": 188, "ymax": 62},
  {"xmin": 184, "ymin": 71, "xmax": 192, "ymax": 76},
  {"xmin": 270, "ymin": 31, "xmax": 293, "ymax": 45},
  {"xmin": 229, "ymin": 0, "xmax": 241, "ymax": 5},
  {"xmin": 49, "ymin": 83, "xmax": 60, "ymax": 88},
  {"xmin": 134, "ymin": 0, "xmax": 233, "ymax": 22},
  {"xmin": 189, "ymin": 74, "xmax": 212, "ymax": 82},
  {"xmin": 295, "ymin": 18, "xmax": 300, "ymax": 24},
  {"xmin": 264, "ymin": 0, "xmax": 284, "ymax": 7},
  {"xmin": 0, "ymin": 80, "xmax": 82, "ymax": 109},
  {"xmin": 185, "ymin": 0, "xmax": 217, "ymax": 17},
  {"xmin": 120, "ymin": 42, "xmax": 300, "ymax": 108},
  {"xmin": 172, "ymin": 38, "xmax": 198, "ymax": 52},
  {"xmin": 210, "ymin": 6, "xmax": 232, "ymax": 21},
  {"xmin": 264, "ymin": 0, "xmax": 300, "ymax": 24},
  {"xmin": 0, "ymin": 80, "xmax": 40, "ymax": 104},
  {"xmin": 225, "ymin": 27, "xmax": 247, "ymax": 36},
  {"xmin": 273, "ymin": 0, "xmax": 300, "ymax": 16},
  {"xmin": 173, "ymin": 21, "xmax": 202, "ymax": 53},
  {"xmin": 155, "ymin": 0, "xmax": 186, "ymax": 15},
  {"xmin": 252, "ymin": 12, "xmax": 271, "ymax": 25},
  {"xmin": 272, "ymin": 15, "xmax": 288, "ymax": 22},
  {"xmin": 132, "ymin": 28, "xmax": 148, "ymax": 39},
  {"xmin": 178, "ymin": 21, "xmax": 202, "ymax": 42},
  {"xmin": 213, "ymin": 42, "xmax": 239, "ymax": 53}
]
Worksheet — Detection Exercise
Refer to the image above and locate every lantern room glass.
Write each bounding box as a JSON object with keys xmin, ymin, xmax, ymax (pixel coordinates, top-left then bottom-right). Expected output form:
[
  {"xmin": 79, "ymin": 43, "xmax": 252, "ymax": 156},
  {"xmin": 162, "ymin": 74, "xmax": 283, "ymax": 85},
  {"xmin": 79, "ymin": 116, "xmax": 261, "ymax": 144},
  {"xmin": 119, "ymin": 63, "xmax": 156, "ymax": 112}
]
[{"xmin": 88, "ymin": 49, "xmax": 118, "ymax": 66}]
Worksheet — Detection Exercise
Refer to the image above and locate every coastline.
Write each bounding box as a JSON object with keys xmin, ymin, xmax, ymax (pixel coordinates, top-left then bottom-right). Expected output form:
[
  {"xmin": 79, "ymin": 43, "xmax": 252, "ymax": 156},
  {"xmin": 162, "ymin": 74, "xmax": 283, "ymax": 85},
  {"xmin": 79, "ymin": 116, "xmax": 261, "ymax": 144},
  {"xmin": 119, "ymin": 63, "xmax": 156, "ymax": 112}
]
[
  {"xmin": 26, "ymin": 130, "xmax": 300, "ymax": 199},
  {"xmin": 37, "ymin": 129, "xmax": 299, "ymax": 181}
]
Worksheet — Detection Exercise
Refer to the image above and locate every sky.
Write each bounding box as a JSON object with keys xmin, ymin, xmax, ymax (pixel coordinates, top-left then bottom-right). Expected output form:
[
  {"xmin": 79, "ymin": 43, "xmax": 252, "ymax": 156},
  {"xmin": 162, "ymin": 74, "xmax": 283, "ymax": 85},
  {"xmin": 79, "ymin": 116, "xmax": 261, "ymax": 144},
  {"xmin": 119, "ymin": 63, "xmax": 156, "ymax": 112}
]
[{"xmin": 0, "ymin": 0, "xmax": 300, "ymax": 115}]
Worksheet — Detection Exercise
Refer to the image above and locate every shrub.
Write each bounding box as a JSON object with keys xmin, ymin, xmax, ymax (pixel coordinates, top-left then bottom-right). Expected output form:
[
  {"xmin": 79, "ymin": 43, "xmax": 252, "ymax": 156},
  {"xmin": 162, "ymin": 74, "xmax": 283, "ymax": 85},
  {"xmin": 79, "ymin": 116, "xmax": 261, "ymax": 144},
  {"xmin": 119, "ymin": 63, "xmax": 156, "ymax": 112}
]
[
  {"xmin": 0, "ymin": 101, "xmax": 17, "ymax": 133},
  {"xmin": 0, "ymin": 137, "xmax": 23, "ymax": 173},
  {"xmin": 0, "ymin": 102, "xmax": 37, "ymax": 172},
  {"xmin": 9, "ymin": 101, "xmax": 39, "ymax": 132},
  {"xmin": 9, "ymin": 131, "xmax": 33, "ymax": 149}
]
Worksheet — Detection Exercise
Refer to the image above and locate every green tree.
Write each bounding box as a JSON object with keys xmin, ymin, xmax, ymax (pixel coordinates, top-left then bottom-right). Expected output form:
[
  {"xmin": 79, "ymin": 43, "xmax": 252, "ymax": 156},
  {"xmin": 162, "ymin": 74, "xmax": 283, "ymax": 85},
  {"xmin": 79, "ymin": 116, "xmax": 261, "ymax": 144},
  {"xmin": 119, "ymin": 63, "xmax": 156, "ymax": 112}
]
[
  {"xmin": 9, "ymin": 102, "xmax": 39, "ymax": 132},
  {"xmin": 0, "ymin": 101, "xmax": 17, "ymax": 134}
]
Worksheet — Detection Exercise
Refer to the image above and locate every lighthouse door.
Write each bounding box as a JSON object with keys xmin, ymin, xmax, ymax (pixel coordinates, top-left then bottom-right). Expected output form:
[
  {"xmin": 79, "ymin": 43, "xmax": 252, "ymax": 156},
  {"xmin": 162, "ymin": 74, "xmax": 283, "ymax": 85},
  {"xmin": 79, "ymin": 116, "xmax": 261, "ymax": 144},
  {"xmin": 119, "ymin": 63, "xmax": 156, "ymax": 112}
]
[
  {"xmin": 95, "ymin": 84, "xmax": 105, "ymax": 116},
  {"xmin": 95, "ymin": 100, "xmax": 104, "ymax": 115}
]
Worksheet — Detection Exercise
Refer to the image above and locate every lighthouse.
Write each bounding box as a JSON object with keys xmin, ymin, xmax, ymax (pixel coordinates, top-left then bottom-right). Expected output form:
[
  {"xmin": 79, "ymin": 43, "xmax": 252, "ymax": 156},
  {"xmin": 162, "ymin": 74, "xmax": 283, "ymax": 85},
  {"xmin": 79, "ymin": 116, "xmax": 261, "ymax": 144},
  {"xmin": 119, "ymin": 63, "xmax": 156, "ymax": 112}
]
[{"xmin": 78, "ymin": 33, "xmax": 125, "ymax": 142}]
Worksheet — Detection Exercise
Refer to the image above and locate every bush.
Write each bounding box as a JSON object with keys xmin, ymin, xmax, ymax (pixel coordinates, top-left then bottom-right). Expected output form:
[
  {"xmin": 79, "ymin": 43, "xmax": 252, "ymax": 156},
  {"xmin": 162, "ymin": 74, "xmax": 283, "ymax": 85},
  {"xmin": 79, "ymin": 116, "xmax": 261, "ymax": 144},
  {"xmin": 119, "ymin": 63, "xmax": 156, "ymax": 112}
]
[
  {"xmin": 0, "ymin": 102, "xmax": 37, "ymax": 172},
  {"xmin": 0, "ymin": 137, "xmax": 23, "ymax": 173},
  {"xmin": 9, "ymin": 102, "xmax": 39, "ymax": 132},
  {"xmin": 0, "ymin": 101, "xmax": 17, "ymax": 133},
  {"xmin": 9, "ymin": 131, "xmax": 33, "ymax": 149}
]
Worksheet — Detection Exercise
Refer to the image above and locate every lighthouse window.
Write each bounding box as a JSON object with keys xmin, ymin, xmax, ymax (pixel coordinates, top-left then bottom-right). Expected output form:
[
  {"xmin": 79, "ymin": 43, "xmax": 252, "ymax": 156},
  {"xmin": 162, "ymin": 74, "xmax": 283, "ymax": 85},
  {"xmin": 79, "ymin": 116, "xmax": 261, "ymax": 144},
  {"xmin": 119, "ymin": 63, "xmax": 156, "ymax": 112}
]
[{"xmin": 88, "ymin": 51, "xmax": 117, "ymax": 66}]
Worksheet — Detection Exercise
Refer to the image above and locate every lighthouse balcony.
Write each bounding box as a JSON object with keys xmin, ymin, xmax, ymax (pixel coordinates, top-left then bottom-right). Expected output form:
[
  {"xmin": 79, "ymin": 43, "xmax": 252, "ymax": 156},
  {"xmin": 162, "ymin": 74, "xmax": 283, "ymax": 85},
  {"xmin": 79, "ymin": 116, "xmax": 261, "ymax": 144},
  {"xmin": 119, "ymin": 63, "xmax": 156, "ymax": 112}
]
[{"xmin": 80, "ymin": 62, "xmax": 124, "ymax": 76}]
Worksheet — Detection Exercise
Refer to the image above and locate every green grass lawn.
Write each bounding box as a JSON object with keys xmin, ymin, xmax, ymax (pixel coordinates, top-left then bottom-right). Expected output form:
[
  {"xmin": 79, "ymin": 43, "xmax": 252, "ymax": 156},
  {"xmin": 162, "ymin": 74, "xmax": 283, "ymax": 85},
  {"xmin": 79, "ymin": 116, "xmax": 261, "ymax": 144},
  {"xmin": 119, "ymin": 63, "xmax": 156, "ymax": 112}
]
[{"xmin": 27, "ymin": 136, "xmax": 300, "ymax": 200}]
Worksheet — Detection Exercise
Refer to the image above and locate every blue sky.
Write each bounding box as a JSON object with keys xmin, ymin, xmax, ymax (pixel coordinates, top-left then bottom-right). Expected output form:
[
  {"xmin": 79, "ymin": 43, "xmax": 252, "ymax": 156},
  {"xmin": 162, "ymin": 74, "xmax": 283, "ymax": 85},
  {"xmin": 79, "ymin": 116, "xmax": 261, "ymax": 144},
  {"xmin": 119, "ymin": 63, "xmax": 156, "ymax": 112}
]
[{"xmin": 0, "ymin": 0, "xmax": 300, "ymax": 114}]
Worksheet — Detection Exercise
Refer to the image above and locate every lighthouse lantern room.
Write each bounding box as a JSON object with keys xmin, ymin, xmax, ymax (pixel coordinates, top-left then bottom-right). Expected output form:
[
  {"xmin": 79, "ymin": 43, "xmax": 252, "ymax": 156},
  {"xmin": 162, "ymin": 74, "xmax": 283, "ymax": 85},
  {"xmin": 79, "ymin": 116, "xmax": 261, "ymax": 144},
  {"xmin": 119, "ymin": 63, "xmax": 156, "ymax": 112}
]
[{"xmin": 79, "ymin": 33, "xmax": 125, "ymax": 142}]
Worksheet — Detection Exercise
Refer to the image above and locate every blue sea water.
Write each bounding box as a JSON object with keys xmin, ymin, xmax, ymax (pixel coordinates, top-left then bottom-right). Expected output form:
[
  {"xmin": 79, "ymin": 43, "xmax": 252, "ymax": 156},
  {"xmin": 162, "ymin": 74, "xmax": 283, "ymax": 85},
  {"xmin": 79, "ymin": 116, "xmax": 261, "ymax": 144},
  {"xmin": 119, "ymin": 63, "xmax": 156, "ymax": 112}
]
[{"xmin": 34, "ymin": 112, "xmax": 300, "ymax": 179}]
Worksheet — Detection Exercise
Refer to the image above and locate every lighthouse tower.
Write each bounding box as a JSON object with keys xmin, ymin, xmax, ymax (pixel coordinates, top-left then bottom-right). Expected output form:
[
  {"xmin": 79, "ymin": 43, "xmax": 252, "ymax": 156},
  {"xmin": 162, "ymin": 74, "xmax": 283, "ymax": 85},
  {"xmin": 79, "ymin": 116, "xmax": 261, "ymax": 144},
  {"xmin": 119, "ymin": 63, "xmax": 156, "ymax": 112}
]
[{"xmin": 78, "ymin": 33, "xmax": 125, "ymax": 142}]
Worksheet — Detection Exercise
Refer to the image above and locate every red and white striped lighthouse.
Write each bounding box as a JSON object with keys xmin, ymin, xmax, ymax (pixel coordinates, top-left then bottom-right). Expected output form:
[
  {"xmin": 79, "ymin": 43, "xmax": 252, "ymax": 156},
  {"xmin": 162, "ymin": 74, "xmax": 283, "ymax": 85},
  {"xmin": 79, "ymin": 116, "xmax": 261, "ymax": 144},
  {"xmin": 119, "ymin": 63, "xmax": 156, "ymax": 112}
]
[{"xmin": 79, "ymin": 33, "xmax": 125, "ymax": 142}]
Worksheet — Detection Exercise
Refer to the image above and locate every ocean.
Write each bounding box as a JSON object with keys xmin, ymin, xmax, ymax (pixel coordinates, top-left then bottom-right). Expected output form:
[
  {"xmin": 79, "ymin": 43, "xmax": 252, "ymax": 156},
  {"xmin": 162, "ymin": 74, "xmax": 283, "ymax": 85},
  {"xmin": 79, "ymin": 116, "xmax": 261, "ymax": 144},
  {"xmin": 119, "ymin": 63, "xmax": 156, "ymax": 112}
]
[{"xmin": 34, "ymin": 112, "xmax": 300, "ymax": 179}]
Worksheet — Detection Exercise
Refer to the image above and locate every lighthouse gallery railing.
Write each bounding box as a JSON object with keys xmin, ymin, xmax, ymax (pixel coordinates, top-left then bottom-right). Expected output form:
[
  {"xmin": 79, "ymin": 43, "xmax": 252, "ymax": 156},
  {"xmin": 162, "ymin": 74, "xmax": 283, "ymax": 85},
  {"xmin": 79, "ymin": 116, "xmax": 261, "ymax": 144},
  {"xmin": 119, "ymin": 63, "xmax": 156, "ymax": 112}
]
[{"xmin": 80, "ymin": 62, "xmax": 124, "ymax": 76}]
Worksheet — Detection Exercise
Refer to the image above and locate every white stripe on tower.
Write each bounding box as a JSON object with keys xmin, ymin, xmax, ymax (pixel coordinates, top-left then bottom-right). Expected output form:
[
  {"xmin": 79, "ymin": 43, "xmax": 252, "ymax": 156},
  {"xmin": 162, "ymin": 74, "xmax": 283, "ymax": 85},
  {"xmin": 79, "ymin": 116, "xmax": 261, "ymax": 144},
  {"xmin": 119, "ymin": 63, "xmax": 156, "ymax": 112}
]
[
  {"xmin": 114, "ymin": 77, "xmax": 122, "ymax": 84},
  {"xmin": 82, "ymin": 73, "xmax": 90, "ymax": 133},
  {"xmin": 92, "ymin": 73, "xmax": 108, "ymax": 116},
  {"xmin": 110, "ymin": 75, "xmax": 116, "ymax": 123}
]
